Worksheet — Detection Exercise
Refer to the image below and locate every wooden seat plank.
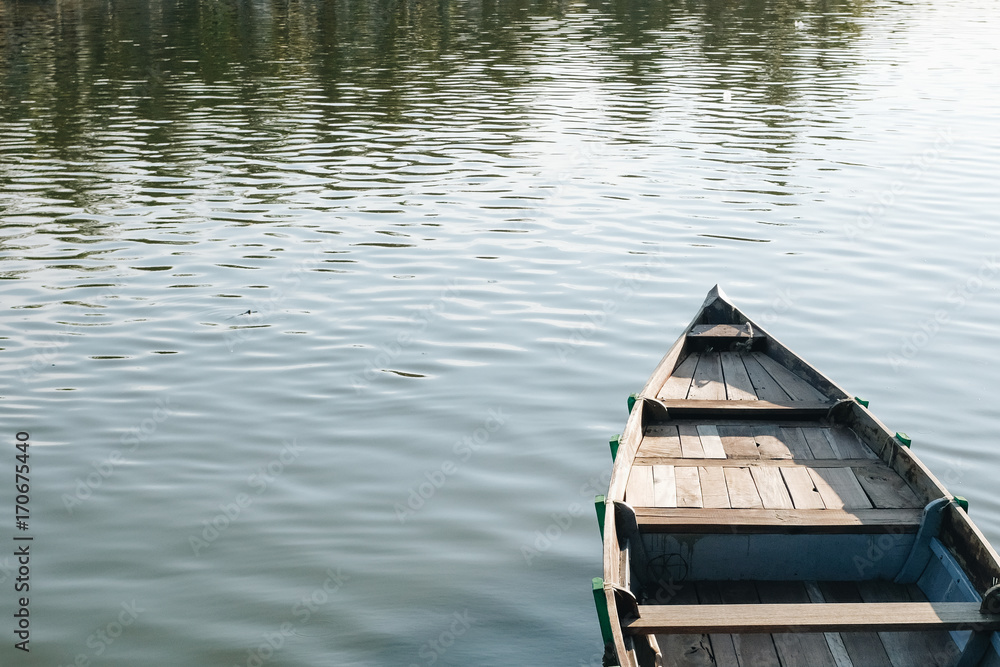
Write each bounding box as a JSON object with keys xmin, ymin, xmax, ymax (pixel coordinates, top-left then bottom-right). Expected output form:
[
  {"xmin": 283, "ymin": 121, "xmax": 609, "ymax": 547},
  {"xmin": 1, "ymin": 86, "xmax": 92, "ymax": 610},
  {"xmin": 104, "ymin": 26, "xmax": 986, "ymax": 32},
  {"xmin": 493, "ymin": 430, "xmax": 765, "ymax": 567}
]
[
  {"xmin": 688, "ymin": 352, "xmax": 727, "ymax": 400},
  {"xmin": 802, "ymin": 427, "xmax": 839, "ymax": 459},
  {"xmin": 781, "ymin": 466, "xmax": 827, "ymax": 509},
  {"xmin": 626, "ymin": 466, "xmax": 655, "ymax": 506},
  {"xmin": 724, "ymin": 467, "xmax": 764, "ymax": 509},
  {"xmin": 653, "ymin": 399, "xmax": 835, "ymax": 419},
  {"xmin": 652, "ymin": 465, "xmax": 677, "ymax": 508},
  {"xmin": 639, "ymin": 424, "xmax": 682, "ymax": 457},
  {"xmin": 750, "ymin": 466, "xmax": 794, "ymax": 509},
  {"xmin": 688, "ymin": 323, "xmax": 753, "ymax": 338},
  {"xmin": 720, "ymin": 351, "xmax": 758, "ymax": 400},
  {"xmin": 742, "ymin": 354, "xmax": 792, "ymax": 402},
  {"xmin": 697, "ymin": 424, "xmax": 727, "ymax": 459},
  {"xmin": 674, "ymin": 467, "xmax": 703, "ymax": 508},
  {"xmin": 679, "ymin": 424, "xmax": 705, "ymax": 458},
  {"xmin": 659, "ymin": 352, "xmax": 699, "ymax": 399},
  {"xmin": 633, "ymin": 507, "xmax": 921, "ymax": 534},
  {"xmin": 634, "ymin": 457, "xmax": 885, "ymax": 469},
  {"xmin": 808, "ymin": 468, "xmax": 873, "ymax": 510},
  {"xmin": 854, "ymin": 467, "xmax": 922, "ymax": 509},
  {"xmin": 717, "ymin": 424, "xmax": 759, "ymax": 459},
  {"xmin": 754, "ymin": 425, "xmax": 794, "ymax": 459},
  {"xmin": 779, "ymin": 426, "xmax": 815, "ymax": 459},
  {"xmin": 751, "ymin": 352, "xmax": 829, "ymax": 402},
  {"xmin": 698, "ymin": 467, "xmax": 731, "ymax": 509},
  {"xmin": 623, "ymin": 602, "xmax": 1000, "ymax": 635}
]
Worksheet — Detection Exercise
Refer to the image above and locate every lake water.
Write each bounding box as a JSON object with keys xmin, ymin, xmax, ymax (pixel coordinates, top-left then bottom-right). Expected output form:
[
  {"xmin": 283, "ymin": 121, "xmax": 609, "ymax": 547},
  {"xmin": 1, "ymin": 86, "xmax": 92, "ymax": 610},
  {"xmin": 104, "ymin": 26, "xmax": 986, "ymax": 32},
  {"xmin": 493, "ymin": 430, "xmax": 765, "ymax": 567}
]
[{"xmin": 1, "ymin": 0, "xmax": 999, "ymax": 664}]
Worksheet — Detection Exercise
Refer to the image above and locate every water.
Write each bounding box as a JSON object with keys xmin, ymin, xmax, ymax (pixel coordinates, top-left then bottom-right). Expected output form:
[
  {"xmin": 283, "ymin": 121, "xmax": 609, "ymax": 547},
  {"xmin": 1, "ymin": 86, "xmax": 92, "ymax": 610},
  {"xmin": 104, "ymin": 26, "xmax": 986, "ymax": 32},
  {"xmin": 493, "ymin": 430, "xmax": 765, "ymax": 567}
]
[{"xmin": 1, "ymin": 0, "xmax": 999, "ymax": 664}]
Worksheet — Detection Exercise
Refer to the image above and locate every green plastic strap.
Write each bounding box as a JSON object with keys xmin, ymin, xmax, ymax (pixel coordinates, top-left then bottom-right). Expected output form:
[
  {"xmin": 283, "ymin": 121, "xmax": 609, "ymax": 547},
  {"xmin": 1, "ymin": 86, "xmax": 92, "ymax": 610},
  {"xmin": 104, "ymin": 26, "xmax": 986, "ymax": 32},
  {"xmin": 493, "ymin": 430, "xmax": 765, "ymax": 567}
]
[
  {"xmin": 609, "ymin": 434, "xmax": 620, "ymax": 461},
  {"xmin": 627, "ymin": 393, "xmax": 638, "ymax": 414},
  {"xmin": 854, "ymin": 396, "xmax": 869, "ymax": 408},
  {"xmin": 592, "ymin": 578, "xmax": 614, "ymax": 645},
  {"xmin": 954, "ymin": 496, "xmax": 969, "ymax": 512},
  {"xmin": 895, "ymin": 432, "xmax": 911, "ymax": 448},
  {"xmin": 595, "ymin": 495, "xmax": 606, "ymax": 539}
]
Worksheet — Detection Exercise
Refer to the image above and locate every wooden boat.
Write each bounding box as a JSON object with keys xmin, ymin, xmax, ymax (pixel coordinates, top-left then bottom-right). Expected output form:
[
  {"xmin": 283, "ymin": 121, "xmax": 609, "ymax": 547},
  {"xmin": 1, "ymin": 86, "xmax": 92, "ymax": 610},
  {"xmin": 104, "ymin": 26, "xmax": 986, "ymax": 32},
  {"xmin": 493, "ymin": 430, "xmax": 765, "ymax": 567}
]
[{"xmin": 595, "ymin": 286, "xmax": 1000, "ymax": 667}]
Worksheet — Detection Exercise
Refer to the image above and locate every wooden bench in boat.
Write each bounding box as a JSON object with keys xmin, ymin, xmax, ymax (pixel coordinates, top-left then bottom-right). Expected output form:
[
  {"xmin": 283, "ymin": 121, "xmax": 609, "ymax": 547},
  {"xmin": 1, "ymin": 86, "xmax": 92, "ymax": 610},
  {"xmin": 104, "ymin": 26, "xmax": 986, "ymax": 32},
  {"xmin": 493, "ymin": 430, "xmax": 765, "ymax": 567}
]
[
  {"xmin": 623, "ymin": 601, "xmax": 1000, "ymax": 635},
  {"xmin": 652, "ymin": 399, "xmax": 839, "ymax": 420},
  {"xmin": 632, "ymin": 507, "xmax": 923, "ymax": 534}
]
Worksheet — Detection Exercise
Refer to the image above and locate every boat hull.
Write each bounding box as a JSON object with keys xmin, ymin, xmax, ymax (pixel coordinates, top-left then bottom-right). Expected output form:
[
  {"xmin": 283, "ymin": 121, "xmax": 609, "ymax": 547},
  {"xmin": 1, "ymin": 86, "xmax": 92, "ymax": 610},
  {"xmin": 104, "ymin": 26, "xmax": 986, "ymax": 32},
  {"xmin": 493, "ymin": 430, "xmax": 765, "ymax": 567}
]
[{"xmin": 598, "ymin": 287, "xmax": 1000, "ymax": 667}]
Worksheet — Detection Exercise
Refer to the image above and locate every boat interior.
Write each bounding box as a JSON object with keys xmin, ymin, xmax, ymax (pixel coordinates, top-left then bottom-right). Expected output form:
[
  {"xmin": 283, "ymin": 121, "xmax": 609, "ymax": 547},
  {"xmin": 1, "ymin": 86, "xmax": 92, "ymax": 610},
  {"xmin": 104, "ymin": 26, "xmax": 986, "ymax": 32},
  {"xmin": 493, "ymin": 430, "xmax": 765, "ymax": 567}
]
[{"xmin": 602, "ymin": 293, "xmax": 1000, "ymax": 667}]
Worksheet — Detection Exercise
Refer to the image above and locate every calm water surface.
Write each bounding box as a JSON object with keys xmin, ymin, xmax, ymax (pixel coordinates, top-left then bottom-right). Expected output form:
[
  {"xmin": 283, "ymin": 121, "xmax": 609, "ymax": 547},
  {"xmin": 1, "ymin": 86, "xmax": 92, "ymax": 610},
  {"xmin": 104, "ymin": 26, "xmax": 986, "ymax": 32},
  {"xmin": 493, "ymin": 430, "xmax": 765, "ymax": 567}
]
[{"xmin": 1, "ymin": 0, "xmax": 999, "ymax": 664}]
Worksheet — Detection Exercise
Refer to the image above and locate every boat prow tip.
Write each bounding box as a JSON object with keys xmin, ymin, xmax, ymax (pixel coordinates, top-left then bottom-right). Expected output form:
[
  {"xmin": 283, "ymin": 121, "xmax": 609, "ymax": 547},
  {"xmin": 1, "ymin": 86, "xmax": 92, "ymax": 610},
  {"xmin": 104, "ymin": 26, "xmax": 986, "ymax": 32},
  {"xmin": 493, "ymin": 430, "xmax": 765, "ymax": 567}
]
[{"xmin": 703, "ymin": 284, "xmax": 728, "ymax": 305}]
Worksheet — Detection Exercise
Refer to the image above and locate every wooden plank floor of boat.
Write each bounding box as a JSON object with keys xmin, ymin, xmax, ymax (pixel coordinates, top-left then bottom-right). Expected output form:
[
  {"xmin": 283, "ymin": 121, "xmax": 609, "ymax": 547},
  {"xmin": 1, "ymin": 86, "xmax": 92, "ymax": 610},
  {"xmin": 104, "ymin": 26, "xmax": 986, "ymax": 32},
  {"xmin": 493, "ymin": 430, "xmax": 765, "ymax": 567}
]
[
  {"xmin": 628, "ymin": 349, "xmax": 958, "ymax": 665},
  {"xmin": 626, "ymin": 421, "xmax": 919, "ymax": 519}
]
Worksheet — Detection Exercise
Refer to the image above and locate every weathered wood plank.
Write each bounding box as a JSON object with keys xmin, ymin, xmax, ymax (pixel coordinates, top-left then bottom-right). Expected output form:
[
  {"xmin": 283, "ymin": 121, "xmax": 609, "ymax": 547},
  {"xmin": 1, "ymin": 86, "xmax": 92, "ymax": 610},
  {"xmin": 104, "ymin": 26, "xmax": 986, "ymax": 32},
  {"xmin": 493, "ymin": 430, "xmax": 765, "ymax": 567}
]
[
  {"xmin": 633, "ymin": 508, "xmax": 921, "ymax": 533},
  {"xmin": 808, "ymin": 467, "xmax": 873, "ymax": 510},
  {"xmin": 694, "ymin": 582, "xmax": 740, "ymax": 667},
  {"xmin": 659, "ymin": 352, "xmax": 698, "ymax": 399},
  {"xmin": 757, "ymin": 581, "xmax": 838, "ymax": 667},
  {"xmin": 651, "ymin": 465, "xmax": 677, "ymax": 508},
  {"xmin": 626, "ymin": 466, "xmax": 655, "ymax": 506},
  {"xmin": 654, "ymin": 583, "xmax": 717, "ymax": 667},
  {"xmin": 779, "ymin": 426, "xmax": 815, "ymax": 459},
  {"xmin": 716, "ymin": 581, "xmax": 781, "ymax": 666},
  {"xmin": 826, "ymin": 426, "xmax": 877, "ymax": 460},
  {"xmin": 853, "ymin": 467, "xmax": 922, "ymax": 509},
  {"xmin": 802, "ymin": 427, "xmax": 839, "ymax": 459},
  {"xmin": 752, "ymin": 351, "xmax": 829, "ymax": 402},
  {"xmin": 855, "ymin": 580, "xmax": 960, "ymax": 667},
  {"xmin": 639, "ymin": 424, "xmax": 682, "ymax": 458},
  {"xmin": 724, "ymin": 467, "xmax": 764, "ymax": 509},
  {"xmin": 750, "ymin": 466, "xmax": 794, "ymax": 509},
  {"xmin": 817, "ymin": 582, "xmax": 894, "ymax": 667},
  {"xmin": 781, "ymin": 466, "xmax": 827, "ymax": 509},
  {"xmin": 688, "ymin": 323, "xmax": 753, "ymax": 338},
  {"xmin": 754, "ymin": 425, "xmax": 794, "ymax": 459},
  {"xmin": 653, "ymin": 399, "xmax": 834, "ymax": 419},
  {"xmin": 719, "ymin": 351, "xmax": 758, "ymax": 400},
  {"xmin": 634, "ymin": 457, "xmax": 882, "ymax": 469},
  {"xmin": 696, "ymin": 424, "xmax": 727, "ymax": 459},
  {"xmin": 802, "ymin": 582, "xmax": 855, "ymax": 667},
  {"xmin": 678, "ymin": 424, "xmax": 705, "ymax": 458},
  {"xmin": 716, "ymin": 424, "xmax": 759, "ymax": 459},
  {"xmin": 674, "ymin": 467, "xmax": 703, "ymax": 508},
  {"xmin": 624, "ymin": 602, "xmax": 1000, "ymax": 635},
  {"xmin": 742, "ymin": 353, "xmax": 791, "ymax": 402},
  {"xmin": 688, "ymin": 352, "xmax": 727, "ymax": 400},
  {"xmin": 698, "ymin": 467, "xmax": 731, "ymax": 509}
]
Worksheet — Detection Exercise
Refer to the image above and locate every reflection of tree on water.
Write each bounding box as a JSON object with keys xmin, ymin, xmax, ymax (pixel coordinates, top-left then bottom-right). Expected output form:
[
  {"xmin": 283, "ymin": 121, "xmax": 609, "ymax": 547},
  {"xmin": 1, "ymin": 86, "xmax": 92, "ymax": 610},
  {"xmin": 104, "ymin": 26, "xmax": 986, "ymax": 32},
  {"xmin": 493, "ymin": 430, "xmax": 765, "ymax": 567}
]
[{"xmin": 0, "ymin": 0, "xmax": 891, "ymax": 217}]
